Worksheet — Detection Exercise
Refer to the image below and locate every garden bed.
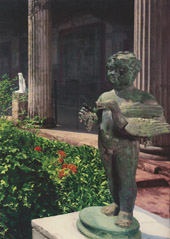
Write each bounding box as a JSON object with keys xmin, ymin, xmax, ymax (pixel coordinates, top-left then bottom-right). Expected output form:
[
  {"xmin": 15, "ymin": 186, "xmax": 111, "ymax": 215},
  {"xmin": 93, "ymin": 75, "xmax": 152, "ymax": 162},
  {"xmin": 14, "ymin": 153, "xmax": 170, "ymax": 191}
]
[{"xmin": 0, "ymin": 119, "xmax": 112, "ymax": 239}]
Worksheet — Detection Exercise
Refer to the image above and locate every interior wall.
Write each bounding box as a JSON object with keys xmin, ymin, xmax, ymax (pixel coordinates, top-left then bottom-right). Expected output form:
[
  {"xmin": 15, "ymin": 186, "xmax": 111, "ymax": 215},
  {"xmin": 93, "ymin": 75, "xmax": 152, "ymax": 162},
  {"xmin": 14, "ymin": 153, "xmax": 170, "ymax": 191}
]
[
  {"xmin": 0, "ymin": 0, "xmax": 28, "ymax": 81},
  {"xmin": 52, "ymin": 14, "xmax": 133, "ymax": 129}
]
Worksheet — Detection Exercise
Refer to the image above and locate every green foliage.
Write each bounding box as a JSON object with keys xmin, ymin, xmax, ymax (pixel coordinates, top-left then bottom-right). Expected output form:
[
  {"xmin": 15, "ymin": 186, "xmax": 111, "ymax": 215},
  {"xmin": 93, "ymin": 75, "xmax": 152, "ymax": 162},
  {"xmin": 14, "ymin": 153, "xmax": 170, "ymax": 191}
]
[
  {"xmin": 18, "ymin": 93, "xmax": 28, "ymax": 102},
  {"xmin": 18, "ymin": 115, "xmax": 46, "ymax": 129},
  {"xmin": 0, "ymin": 74, "xmax": 17, "ymax": 117},
  {"xmin": 0, "ymin": 119, "xmax": 111, "ymax": 239}
]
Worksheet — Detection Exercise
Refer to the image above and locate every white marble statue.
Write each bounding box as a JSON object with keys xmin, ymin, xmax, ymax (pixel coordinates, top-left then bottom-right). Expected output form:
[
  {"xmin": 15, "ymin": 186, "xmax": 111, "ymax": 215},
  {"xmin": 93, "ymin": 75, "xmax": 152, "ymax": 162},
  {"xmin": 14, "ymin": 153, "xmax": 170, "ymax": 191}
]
[{"xmin": 15, "ymin": 73, "xmax": 26, "ymax": 93}]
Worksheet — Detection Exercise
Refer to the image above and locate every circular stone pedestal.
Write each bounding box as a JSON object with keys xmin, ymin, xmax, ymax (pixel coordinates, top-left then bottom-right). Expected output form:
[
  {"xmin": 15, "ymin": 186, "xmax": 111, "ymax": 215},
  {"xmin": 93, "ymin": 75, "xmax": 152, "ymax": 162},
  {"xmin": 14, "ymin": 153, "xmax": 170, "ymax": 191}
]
[{"xmin": 77, "ymin": 206, "xmax": 141, "ymax": 239}]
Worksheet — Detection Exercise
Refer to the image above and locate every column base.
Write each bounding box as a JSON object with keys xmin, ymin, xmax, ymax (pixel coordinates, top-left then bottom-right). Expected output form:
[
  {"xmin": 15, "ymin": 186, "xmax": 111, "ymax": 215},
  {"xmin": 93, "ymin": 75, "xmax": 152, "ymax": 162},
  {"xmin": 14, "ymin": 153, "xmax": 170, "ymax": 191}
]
[
  {"xmin": 43, "ymin": 117, "xmax": 56, "ymax": 128},
  {"xmin": 77, "ymin": 206, "xmax": 141, "ymax": 239}
]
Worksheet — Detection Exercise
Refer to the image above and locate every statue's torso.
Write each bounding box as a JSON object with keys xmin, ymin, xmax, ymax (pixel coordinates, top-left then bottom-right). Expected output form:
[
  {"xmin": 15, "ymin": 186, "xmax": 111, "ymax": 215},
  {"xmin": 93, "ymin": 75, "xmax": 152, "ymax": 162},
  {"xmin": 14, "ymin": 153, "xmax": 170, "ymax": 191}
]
[
  {"xmin": 98, "ymin": 90, "xmax": 125, "ymax": 147},
  {"xmin": 97, "ymin": 88, "xmax": 163, "ymax": 148}
]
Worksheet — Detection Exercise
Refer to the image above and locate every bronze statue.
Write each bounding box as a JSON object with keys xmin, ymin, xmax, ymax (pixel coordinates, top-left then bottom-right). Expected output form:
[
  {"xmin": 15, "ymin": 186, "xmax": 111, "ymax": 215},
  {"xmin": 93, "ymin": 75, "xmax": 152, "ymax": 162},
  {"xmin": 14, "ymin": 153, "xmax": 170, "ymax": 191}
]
[{"xmin": 79, "ymin": 51, "xmax": 170, "ymax": 227}]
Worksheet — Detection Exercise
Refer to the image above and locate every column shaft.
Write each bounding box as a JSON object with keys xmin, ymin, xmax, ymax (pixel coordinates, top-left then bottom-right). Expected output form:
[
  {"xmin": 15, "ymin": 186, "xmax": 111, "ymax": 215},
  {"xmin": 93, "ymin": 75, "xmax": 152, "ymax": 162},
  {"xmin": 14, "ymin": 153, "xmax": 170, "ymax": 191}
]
[
  {"xmin": 134, "ymin": 0, "xmax": 170, "ymax": 146},
  {"xmin": 28, "ymin": 0, "xmax": 54, "ymax": 125}
]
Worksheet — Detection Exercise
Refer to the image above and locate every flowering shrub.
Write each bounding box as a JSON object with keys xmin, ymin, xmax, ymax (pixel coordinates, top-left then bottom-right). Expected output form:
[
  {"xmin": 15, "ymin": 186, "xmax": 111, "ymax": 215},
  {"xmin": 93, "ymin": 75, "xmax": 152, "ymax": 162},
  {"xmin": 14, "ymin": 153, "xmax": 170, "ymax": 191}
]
[
  {"xmin": 45, "ymin": 149, "xmax": 78, "ymax": 179},
  {"xmin": 0, "ymin": 119, "xmax": 111, "ymax": 239}
]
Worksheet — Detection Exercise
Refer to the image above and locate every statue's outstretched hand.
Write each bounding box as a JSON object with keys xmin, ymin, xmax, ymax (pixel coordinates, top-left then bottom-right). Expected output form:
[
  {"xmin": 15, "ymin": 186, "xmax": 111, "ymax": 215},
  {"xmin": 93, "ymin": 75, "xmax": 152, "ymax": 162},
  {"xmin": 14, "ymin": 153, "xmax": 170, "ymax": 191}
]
[{"xmin": 79, "ymin": 104, "xmax": 98, "ymax": 132}]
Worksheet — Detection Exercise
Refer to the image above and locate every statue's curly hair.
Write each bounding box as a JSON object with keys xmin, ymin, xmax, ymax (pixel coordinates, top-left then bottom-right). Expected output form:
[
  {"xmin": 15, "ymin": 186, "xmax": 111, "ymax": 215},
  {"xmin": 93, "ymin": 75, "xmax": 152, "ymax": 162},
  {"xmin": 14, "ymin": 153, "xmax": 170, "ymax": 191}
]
[{"xmin": 106, "ymin": 51, "xmax": 141, "ymax": 83}]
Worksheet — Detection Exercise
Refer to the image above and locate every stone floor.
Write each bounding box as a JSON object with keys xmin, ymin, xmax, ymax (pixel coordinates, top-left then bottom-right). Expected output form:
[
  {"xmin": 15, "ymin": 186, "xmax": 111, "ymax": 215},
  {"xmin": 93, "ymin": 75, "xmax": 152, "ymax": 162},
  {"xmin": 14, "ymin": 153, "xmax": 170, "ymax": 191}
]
[{"xmin": 37, "ymin": 128, "xmax": 170, "ymax": 219}]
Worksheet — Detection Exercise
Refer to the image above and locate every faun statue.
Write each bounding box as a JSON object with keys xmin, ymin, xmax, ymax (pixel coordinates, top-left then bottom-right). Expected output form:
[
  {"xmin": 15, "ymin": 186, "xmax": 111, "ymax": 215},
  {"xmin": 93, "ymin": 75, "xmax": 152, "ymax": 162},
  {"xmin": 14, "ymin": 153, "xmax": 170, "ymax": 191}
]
[{"xmin": 79, "ymin": 51, "xmax": 170, "ymax": 227}]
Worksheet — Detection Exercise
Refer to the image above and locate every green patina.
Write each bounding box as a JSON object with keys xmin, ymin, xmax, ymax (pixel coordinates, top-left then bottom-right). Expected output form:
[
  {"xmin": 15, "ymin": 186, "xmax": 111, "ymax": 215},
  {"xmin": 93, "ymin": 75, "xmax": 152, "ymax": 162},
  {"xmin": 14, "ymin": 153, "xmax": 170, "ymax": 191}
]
[
  {"xmin": 78, "ymin": 51, "xmax": 170, "ymax": 236},
  {"xmin": 77, "ymin": 207, "xmax": 141, "ymax": 239},
  {"xmin": 117, "ymin": 88, "xmax": 155, "ymax": 102},
  {"xmin": 106, "ymin": 51, "xmax": 141, "ymax": 91}
]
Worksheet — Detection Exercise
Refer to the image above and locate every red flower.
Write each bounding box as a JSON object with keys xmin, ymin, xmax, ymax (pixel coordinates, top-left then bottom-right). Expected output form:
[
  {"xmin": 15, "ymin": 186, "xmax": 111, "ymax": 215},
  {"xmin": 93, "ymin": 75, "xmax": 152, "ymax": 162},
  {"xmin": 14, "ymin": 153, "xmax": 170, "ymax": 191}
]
[
  {"xmin": 58, "ymin": 169, "xmax": 67, "ymax": 179},
  {"xmin": 68, "ymin": 164, "xmax": 78, "ymax": 174},
  {"xmin": 62, "ymin": 163, "xmax": 77, "ymax": 174},
  {"xmin": 62, "ymin": 163, "xmax": 68, "ymax": 169},
  {"xmin": 58, "ymin": 158, "xmax": 64, "ymax": 164},
  {"xmin": 57, "ymin": 150, "xmax": 66, "ymax": 158},
  {"xmin": 34, "ymin": 147, "xmax": 42, "ymax": 151}
]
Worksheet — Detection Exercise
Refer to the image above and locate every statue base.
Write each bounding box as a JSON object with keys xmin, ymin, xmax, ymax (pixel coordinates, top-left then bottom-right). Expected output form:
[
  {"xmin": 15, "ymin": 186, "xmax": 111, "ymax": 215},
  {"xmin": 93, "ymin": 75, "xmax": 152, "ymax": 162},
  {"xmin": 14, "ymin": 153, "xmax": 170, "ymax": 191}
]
[
  {"xmin": 12, "ymin": 92, "xmax": 28, "ymax": 121},
  {"xmin": 77, "ymin": 206, "xmax": 141, "ymax": 239}
]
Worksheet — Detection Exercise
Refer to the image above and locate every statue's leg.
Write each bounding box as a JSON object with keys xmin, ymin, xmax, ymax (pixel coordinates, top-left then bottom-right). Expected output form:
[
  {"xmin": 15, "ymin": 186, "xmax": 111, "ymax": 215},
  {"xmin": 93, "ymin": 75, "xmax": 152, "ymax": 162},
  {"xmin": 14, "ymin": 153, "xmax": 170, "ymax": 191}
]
[
  {"xmin": 98, "ymin": 140, "xmax": 119, "ymax": 216},
  {"xmin": 115, "ymin": 139, "xmax": 140, "ymax": 227}
]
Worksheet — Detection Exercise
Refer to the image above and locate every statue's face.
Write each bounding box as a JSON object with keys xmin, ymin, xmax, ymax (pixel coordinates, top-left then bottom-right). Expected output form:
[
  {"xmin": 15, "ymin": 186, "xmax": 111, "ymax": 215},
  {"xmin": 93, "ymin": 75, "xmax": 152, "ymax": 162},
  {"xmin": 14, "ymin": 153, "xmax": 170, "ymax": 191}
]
[{"xmin": 106, "ymin": 52, "xmax": 141, "ymax": 91}]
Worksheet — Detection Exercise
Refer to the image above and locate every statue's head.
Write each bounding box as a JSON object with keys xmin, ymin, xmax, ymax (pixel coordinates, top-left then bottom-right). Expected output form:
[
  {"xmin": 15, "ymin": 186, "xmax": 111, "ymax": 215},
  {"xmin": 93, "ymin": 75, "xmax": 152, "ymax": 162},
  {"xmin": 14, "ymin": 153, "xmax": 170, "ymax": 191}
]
[
  {"xmin": 18, "ymin": 72, "xmax": 23, "ymax": 79},
  {"xmin": 106, "ymin": 51, "xmax": 141, "ymax": 91}
]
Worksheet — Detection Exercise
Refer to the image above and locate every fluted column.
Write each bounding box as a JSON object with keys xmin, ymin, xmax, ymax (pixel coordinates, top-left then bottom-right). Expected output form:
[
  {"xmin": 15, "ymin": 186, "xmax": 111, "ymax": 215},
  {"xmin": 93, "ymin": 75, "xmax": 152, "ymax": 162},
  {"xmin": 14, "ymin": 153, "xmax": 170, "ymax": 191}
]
[
  {"xmin": 134, "ymin": 0, "xmax": 170, "ymax": 146},
  {"xmin": 28, "ymin": 0, "xmax": 54, "ymax": 126}
]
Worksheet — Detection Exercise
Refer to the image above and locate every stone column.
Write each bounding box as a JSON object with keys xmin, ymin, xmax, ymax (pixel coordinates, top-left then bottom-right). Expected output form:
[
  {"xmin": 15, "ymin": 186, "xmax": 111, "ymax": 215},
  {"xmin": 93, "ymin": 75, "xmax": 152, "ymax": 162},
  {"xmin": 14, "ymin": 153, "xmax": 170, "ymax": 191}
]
[
  {"xmin": 134, "ymin": 0, "xmax": 170, "ymax": 147},
  {"xmin": 28, "ymin": 0, "xmax": 54, "ymax": 127}
]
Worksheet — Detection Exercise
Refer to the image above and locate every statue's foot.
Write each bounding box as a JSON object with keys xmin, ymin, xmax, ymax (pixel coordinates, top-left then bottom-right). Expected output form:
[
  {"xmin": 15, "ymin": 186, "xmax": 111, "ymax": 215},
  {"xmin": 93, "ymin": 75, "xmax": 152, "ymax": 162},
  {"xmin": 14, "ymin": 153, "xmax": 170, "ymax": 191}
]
[
  {"xmin": 115, "ymin": 210, "xmax": 133, "ymax": 227},
  {"xmin": 101, "ymin": 203, "xmax": 119, "ymax": 216}
]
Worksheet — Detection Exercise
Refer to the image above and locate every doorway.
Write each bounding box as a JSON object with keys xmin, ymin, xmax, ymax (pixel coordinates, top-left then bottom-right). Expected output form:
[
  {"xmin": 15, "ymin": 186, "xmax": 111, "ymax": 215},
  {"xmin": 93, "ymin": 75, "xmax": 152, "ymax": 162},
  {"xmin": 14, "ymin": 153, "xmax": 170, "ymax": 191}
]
[{"xmin": 55, "ymin": 23, "xmax": 105, "ymax": 130}]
